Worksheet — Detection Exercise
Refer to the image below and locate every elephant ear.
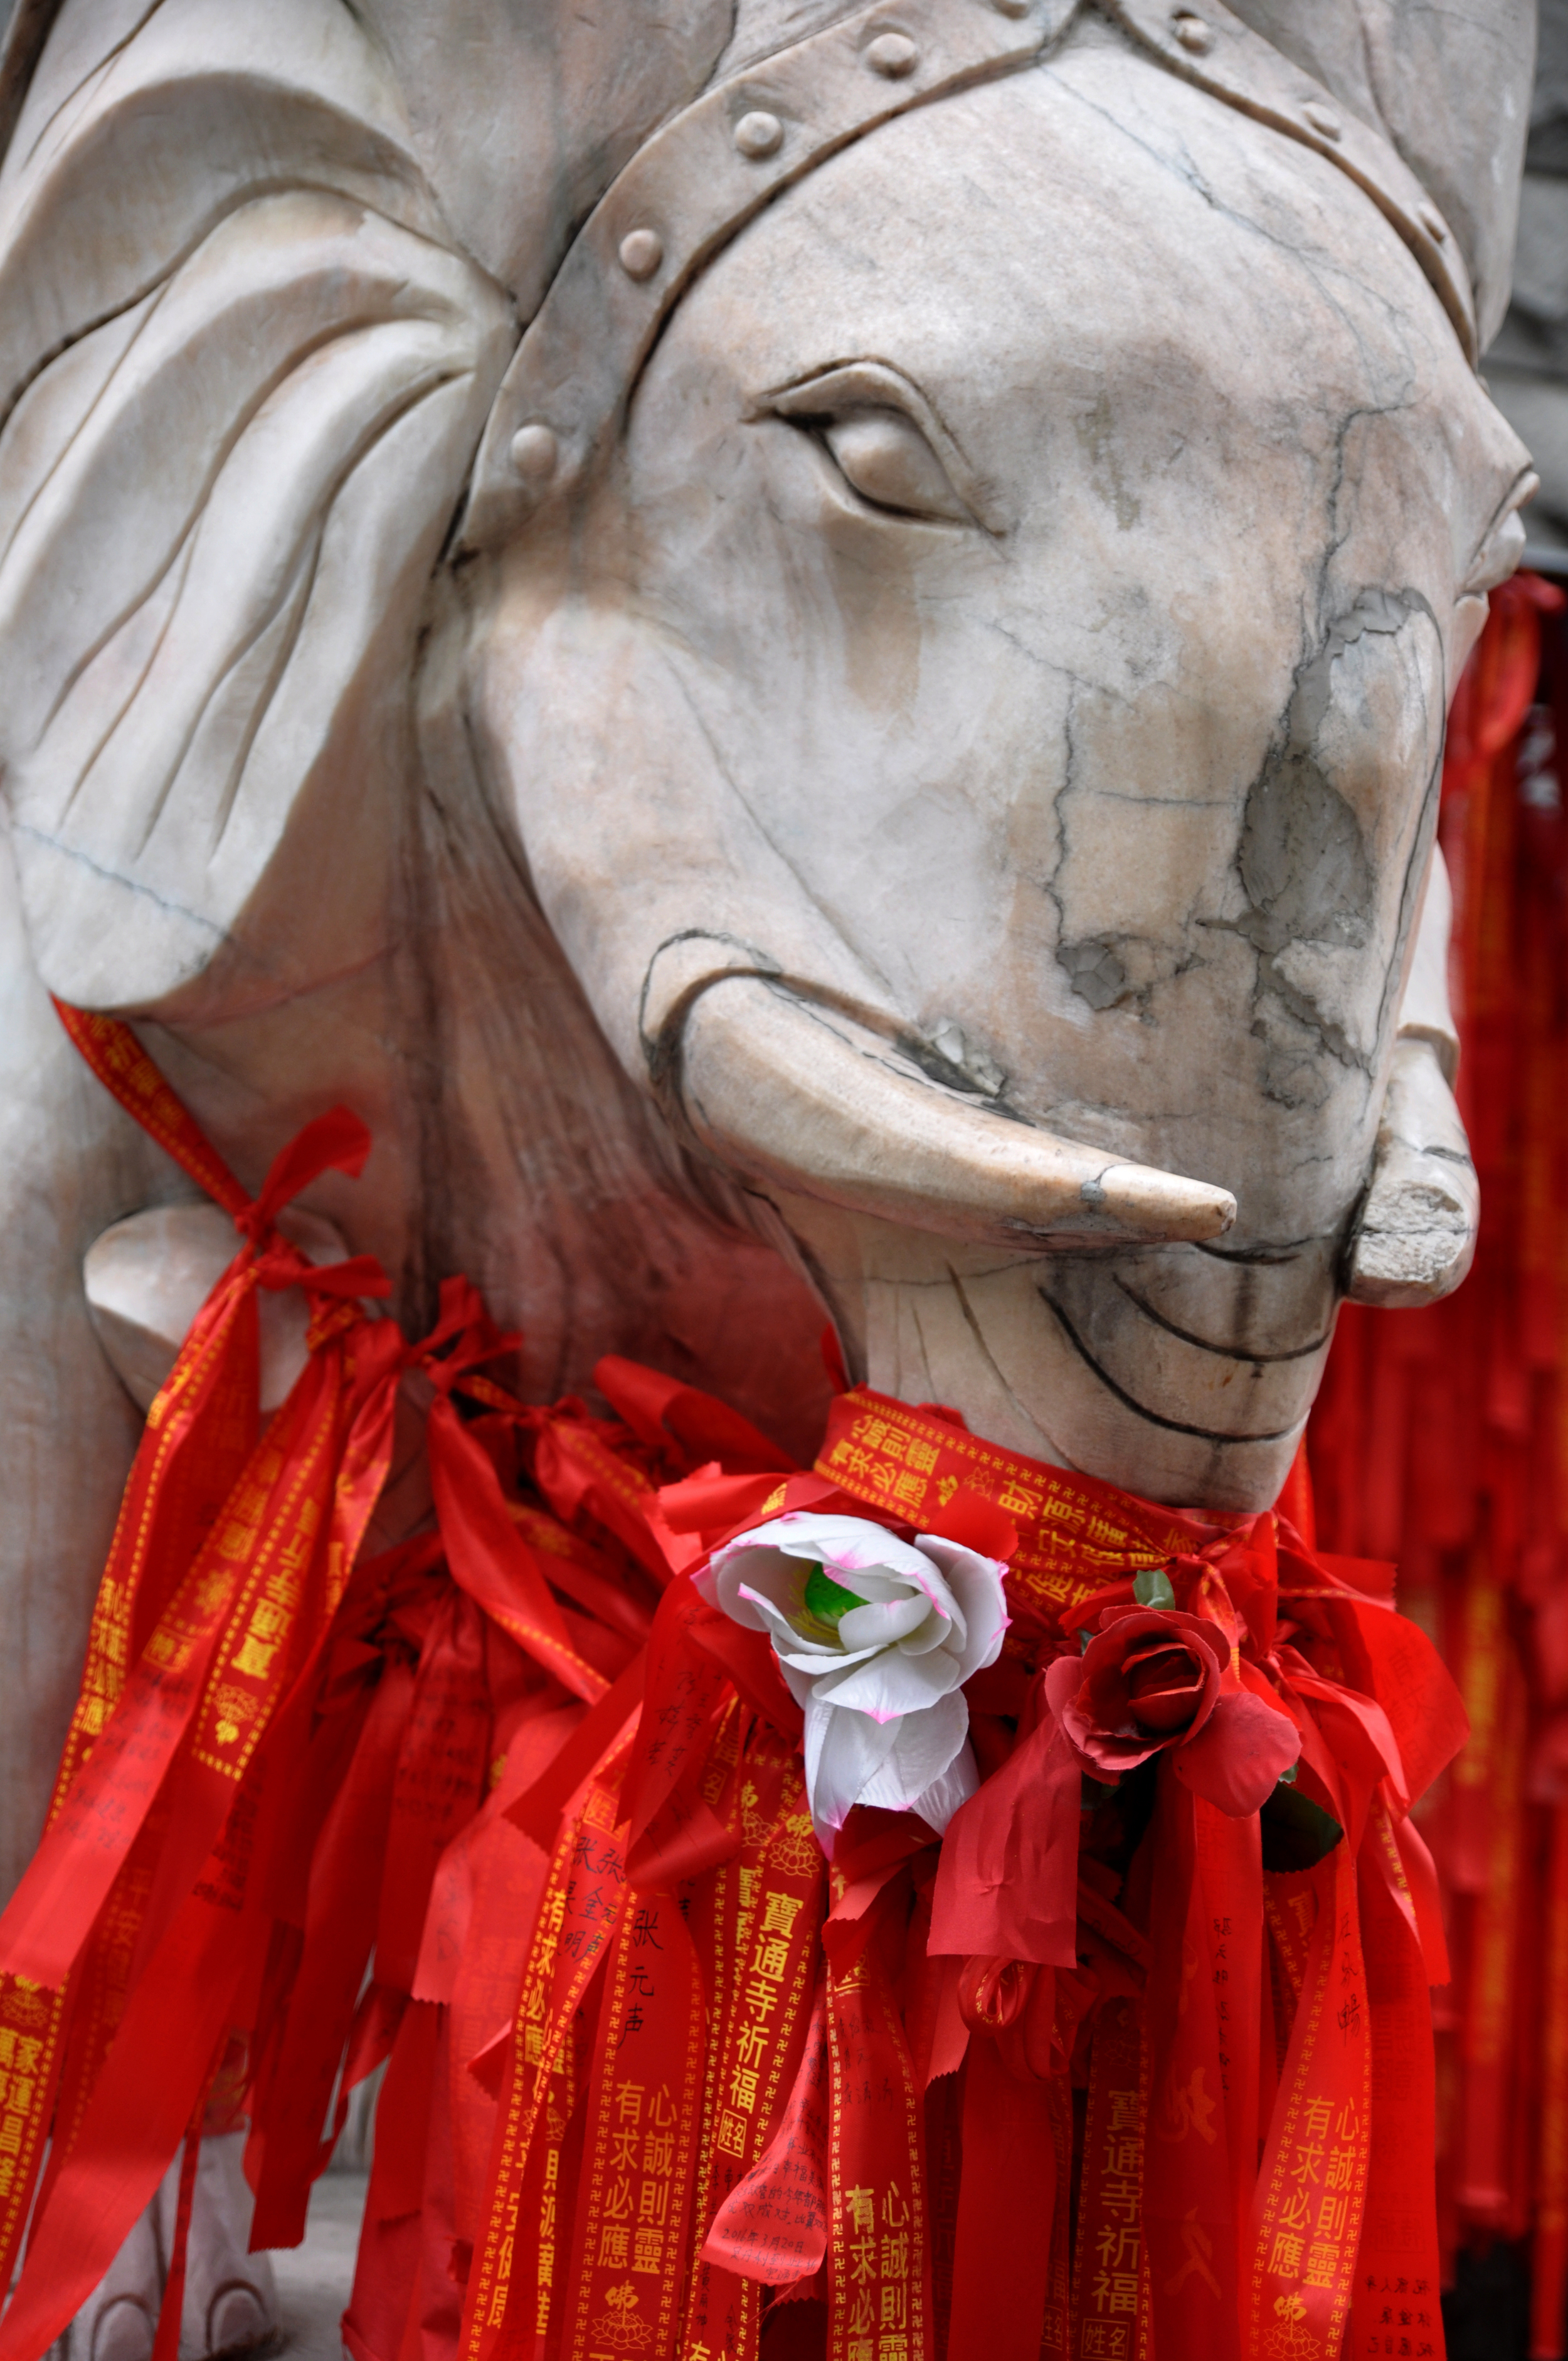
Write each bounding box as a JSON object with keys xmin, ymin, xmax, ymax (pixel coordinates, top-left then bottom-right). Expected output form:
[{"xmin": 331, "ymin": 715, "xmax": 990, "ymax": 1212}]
[
  {"xmin": 0, "ymin": 0, "xmax": 514, "ymax": 1009},
  {"xmin": 1227, "ymin": 0, "xmax": 1534, "ymax": 351}
]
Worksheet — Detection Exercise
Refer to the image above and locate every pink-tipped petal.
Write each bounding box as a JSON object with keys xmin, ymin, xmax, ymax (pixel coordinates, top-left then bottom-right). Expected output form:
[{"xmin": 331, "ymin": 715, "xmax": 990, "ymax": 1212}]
[
  {"xmin": 904, "ymin": 1734, "xmax": 980, "ymax": 1835},
  {"xmin": 803, "ymin": 1697, "xmax": 899, "ymax": 1834},
  {"xmin": 816, "ymin": 1643, "xmax": 960, "ymax": 1719},
  {"xmin": 857, "ymin": 1691, "xmax": 970, "ymax": 1820}
]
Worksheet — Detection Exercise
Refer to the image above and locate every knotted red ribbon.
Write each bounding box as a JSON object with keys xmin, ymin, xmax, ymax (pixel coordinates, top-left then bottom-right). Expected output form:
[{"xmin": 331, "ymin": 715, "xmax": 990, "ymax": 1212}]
[{"xmin": 0, "ymin": 1009, "xmax": 1474, "ymax": 2361}]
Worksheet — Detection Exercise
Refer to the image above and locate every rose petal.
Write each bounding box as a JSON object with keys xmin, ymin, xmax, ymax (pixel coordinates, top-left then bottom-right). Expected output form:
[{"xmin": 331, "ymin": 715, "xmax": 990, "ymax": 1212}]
[
  {"xmin": 1173, "ymin": 1689, "xmax": 1302, "ymax": 1816},
  {"xmin": 1042, "ymin": 1655, "xmax": 1085, "ymax": 1722},
  {"xmin": 804, "ymin": 1695, "xmax": 899, "ymax": 1833},
  {"xmin": 1095, "ymin": 1606, "xmax": 1230, "ymax": 1676},
  {"xmin": 1047, "ymin": 1657, "xmax": 1165, "ymax": 1776},
  {"xmin": 1062, "ymin": 1717, "xmax": 1164, "ymax": 1779},
  {"xmin": 1128, "ymin": 1684, "xmax": 1204, "ymax": 1734},
  {"xmin": 1123, "ymin": 1645, "xmax": 1201, "ymax": 1695},
  {"xmin": 1083, "ymin": 1614, "xmax": 1221, "ymax": 1741}
]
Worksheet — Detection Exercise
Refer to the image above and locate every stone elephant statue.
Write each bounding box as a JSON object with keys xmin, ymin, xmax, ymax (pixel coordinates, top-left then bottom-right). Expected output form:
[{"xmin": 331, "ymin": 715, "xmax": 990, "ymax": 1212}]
[{"xmin": 0, "ymin": 0, "xmax": 1535, "ymax": 2347}]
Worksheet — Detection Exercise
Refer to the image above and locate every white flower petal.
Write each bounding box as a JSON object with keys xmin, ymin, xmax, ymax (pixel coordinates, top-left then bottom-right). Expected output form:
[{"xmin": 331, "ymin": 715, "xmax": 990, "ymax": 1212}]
[
  {"xmin": 735, "ymin": 1513, "xmax": 934, "ymax": 1579},
  {"xmin": 804, "ymin": 1695, "xmax": 899, "ymax": 1833},
  {"xmin": 775, "ymin": 1657, "xmax": 818, "ymax": 1712},
  {"xmin": 916, "ymin": 1537, "xmax": 1009, "ymax": 1677},
  {"xmin": 837, "ymin": 1594, "xmax": 932, "ymax": 1652},
  {"xmin": 702, "ymin": 1545, "xmax": 789, "ymax": 1629},
  {"xmin": 741, "ymin": 1589, "xmax": 839, "ymax": 1660},
  {"xmin": 904, "ymin": 1736, "xmax": 980, "ymax": 1835},
  {"xmin": 857, "ymin": 1692, "xmax": 970, "ymax": 1817},
  {"xmin": 773, "ymin": 1638, "xmax": 886, "ymax": 1677},
  {"xmin": 816, "ymin": 1645, "xmax": 961, "ymax": 1719},
  {"xmin": 704, "ymin": 1516, "xmax": 1011, "ymax": 1834},
  {"xmin": 810, "ymin": 1522, "xmax": 940, "ymax": 1583},
  {"xmin": 874, "ymin": 1549, "xmax": 961, "ymax": 1622},
  {"xmin": 816, "ymin": 1568, "xmax": 908, "ymax": 1605},
  {"xmin": 894, "ymin": 1611, "xmax": 960, "ymax": 1660}
]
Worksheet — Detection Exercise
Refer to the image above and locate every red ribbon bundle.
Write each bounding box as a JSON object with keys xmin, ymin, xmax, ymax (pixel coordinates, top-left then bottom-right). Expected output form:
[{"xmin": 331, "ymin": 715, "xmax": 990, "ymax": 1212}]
[
  {"xmin": 0, "ymin": 1009, "xmax": 756, "ymax": 2361},
  {"xmin": 0, "ymin": 1007, "xmax": 1470, "ymax": 2361},
  {"xmin": 442, "ymin": 1393, "xmax": 1466, "ymax": 2361}
]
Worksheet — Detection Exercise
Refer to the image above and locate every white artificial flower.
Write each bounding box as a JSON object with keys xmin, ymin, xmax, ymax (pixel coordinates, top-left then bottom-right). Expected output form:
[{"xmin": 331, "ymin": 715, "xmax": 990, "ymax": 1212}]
[{"xmin": 698, "ymin": 1512, "xmax": 1009, "ymax": 1844}]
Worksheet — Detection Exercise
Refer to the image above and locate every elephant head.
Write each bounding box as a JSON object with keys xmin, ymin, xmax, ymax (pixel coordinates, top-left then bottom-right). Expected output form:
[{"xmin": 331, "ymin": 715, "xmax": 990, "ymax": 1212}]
[{"xmin": 0, "ymin": 0, "xmax": 1537, "ymax": 1505}]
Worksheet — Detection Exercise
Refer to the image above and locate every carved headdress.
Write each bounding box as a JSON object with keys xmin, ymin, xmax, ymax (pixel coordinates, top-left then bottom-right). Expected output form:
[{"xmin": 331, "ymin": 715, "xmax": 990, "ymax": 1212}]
[
  {"xmin": 0, "ymin": 0, "xmax": 1532, "ymax": 1011},
  {"xmin": 461, "ymin": 0, "xmax": 1516, "ymax": 556}
]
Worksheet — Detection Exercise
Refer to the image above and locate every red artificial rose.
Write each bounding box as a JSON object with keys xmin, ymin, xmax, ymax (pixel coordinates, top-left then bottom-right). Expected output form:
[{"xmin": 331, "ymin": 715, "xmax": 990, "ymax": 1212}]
[{"xmin": 1042, "ymin": 1604, "xmax": 1299, "ymax": 1817}]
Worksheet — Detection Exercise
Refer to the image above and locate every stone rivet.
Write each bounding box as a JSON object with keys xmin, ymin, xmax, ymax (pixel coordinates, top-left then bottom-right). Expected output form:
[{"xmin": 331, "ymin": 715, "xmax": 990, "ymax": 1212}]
[
  {"xmin": 1302, "ymin": 99, "xmax": 1342, "ymax": 140},
  {"xmin": 509, "ymin": 423, "xmax": 559, "ymax": 484},
  {"xmin": 992, "ymin": 0, "xmax": 1031, "ymax": 21},
  {"xmin": 866, "ymin": 30, "xmax": 919, "ymax": 75},
  {"xmin": 1171, "ymin": 11, "xmax": 1213, "ymax": 51},
  {"xmin": 734, "ymin": 109, "xmax": 785, "ymax": 158},
  {"xmin": 618, "ymin": 227, "xmax": 664, "ymax": 280},
  {"xmin": 1418, "ymin": 201, "xmax": 1448, "ymax": 244}
]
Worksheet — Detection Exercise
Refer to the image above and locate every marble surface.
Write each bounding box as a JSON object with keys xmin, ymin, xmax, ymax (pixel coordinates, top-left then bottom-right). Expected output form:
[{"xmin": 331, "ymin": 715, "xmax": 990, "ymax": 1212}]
[
  {"xmin": 270, "ymin": 2176, "xmax": 365, "ymax": 2361},
  {"xmin": 0, "ymin": 0, "xmax": 1535, "ymax": 1924},
  {"xmin": 0, "ymin": 0, "xmax": 1539, "ymax": 2343}
]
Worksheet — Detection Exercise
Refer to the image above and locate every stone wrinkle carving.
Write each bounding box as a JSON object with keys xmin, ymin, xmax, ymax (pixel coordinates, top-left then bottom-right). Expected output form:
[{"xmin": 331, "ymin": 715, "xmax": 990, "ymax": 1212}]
[{"xmin": 0, "ymin": 0, "xmax": 1535, "ymax": 2348}]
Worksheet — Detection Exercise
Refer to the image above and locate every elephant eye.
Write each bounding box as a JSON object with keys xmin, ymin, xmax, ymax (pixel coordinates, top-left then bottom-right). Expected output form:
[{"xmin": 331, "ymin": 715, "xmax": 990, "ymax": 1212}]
[
  {"xmin": 761, "ymin": 361, "xmax": 990, "ymax": 529},
  {"xmin": 818, "ymin": 408, "xmax": 972, "ymax": 524}
]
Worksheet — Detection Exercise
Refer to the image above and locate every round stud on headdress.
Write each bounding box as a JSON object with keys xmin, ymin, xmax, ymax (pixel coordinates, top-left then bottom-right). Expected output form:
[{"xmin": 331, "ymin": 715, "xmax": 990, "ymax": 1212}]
[
  {"xmin": 618, "ymin": 228, "xmax": 664, "ymax": 279},
  {"xmin": 1172, "ymin": 11, "xmax": 1212, "ymax": 52},
  {"xmin": 866, "ymin": 31, "xmax": 920, "ymax": 75},
  {"xmin": 509, "ymin": 424, "xmax": 559, "ymax": 483},
  {"xmin": 734, "ymin": 110, "xmax": 785, "ymax": 157},
  {"xmin": 1301, "ymin": 100, "xmax": 1342, "ymax": 141}
]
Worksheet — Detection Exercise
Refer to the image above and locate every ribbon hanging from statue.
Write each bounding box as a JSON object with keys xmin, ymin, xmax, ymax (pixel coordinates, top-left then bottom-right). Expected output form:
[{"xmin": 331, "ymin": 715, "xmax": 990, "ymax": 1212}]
[
  {"xmin": 440, "ymin": 1389, "xmax": 1466, "ymax": 2361},
  {"xmin": 0, "ymin": 1007, "xmax": 733, "ymax": 2361},
  {"xmin": 0, "ymin": 1005, "xmax": 1471, "ymax": 2361}
]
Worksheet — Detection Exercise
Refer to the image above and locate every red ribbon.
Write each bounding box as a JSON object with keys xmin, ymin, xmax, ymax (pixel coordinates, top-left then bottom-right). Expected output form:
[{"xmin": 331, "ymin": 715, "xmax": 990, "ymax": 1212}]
[{"xmin": 8, "ymin": 999, "xmax": 1479, "ymax": 2361}]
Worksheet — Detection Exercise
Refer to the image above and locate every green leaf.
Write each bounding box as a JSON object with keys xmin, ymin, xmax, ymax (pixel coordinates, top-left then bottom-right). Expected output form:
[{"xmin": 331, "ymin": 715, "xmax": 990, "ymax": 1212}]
[
  {"xmin": 1132, "ymin": 1566, "xmax": 1177, "ymax": 1610},
  {"xmin": 802, "ymin": 1563, "xmax": 864, "ymax": 1630},
  {"xmin": 1260, "ymin": 1780, "xmax": 1342, "ymax": 1872}
]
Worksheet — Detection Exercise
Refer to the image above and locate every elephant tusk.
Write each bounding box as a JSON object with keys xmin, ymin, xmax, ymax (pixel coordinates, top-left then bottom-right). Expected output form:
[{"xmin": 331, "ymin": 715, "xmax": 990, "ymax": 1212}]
[
  {"xmin": 1344, "ymin": 1035, "xmax": 1478, "ymax": 1308},
  {"xmin": 672, "ymin": 976, "xmax": 1237, "ymax": 1249}
]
